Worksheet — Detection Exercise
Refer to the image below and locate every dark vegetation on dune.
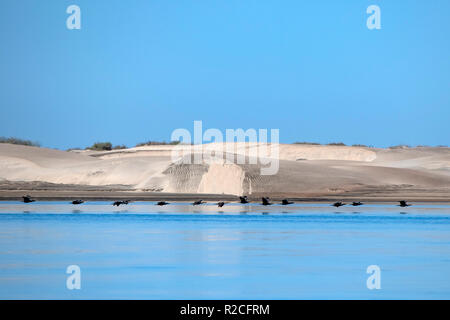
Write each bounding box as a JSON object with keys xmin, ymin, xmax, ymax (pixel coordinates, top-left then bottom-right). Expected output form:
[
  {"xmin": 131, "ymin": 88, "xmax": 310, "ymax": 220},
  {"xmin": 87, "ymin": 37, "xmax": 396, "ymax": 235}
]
[
  {"xmin": 0, "ymin": 137, "xmax": 446, "ymax": 150},
  {"xmin": 293, "ymin": 142, "xmax": 371, "ymax": 147},
  {"xmin": 352, "ymin": 144, "xmax": 370, "ymax": 147},
  {"xmin": 389, "ymin": 144, "xmax": 411, "ymax": 149},
  {"xmin": 84, "ymin": 140, "xmax": 182, "ymax": 151},
  {"xmin": 327, "ymin": 142, "xmax": 347, "ymax": 146},
  {"xmin": 136, "ymin": 140, "xmax": 181, "ymax": 147},
  {"xmin": 291, "ymin": 142, "xmax": 448, "ymax": 148},
  {"xmin": 86, "ymin": 142, "xmax": 127, "ymax": 151},
  {"xmin": 293, "ymin": 141, "xmax": 321, "ymax": 145},
  {"xmin": 67, "ymin": 140, "xmax": 183, "ymax": 151},
  {"xmin": 0, "ymin": 137, "xmax": 40, "ymax": 147}
]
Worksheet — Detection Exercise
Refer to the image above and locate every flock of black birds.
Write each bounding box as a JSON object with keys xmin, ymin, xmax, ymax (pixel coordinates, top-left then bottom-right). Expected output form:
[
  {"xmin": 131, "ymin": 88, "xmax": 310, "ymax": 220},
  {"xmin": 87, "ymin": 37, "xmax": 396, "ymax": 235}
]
[
  {"xmin": 332, "ymin": 200, "xmax": 411, "ymax": 207},
  {"xmin": 112, "ymin": 200, "xmax": 129, "ymax": 206},
  {"xmin": 20, "ymin": 195, "xmax": 412, "ymax": 208}
]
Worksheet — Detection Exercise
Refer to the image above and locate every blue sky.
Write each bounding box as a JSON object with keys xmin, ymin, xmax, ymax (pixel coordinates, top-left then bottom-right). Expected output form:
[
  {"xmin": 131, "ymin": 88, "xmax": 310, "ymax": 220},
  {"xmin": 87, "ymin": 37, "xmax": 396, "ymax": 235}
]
[{"xmin": 0, "ymin": 0, "xmax": 449, "ymax": 149}]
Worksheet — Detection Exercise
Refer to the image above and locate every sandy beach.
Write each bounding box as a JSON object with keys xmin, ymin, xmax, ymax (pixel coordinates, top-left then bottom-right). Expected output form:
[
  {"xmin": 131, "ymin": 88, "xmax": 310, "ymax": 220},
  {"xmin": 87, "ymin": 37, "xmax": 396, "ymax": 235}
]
[{"xmin": 0, "ymin": 143, "xmax": 448, "ymax": 202}]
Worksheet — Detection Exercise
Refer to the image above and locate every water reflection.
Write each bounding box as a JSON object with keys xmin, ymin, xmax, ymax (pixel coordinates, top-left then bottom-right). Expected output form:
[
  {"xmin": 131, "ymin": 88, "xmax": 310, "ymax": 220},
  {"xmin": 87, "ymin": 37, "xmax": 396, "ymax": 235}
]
[
  {"xmin": 113, "ymin": 210, "xmax": 129, "ymax": 214},
  {"xmin": 0, "ymin": 204, "xmax": 450, "ymax": 299},
  {"xmin": 2, "ymin": 201, "xmax": 448, "ymax": 216}
]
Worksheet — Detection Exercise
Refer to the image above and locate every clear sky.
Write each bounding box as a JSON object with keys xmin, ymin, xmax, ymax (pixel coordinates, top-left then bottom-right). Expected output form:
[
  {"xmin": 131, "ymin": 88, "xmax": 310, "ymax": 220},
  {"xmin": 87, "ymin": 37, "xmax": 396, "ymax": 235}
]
[{"xmin": 0, "ymin": 0, "xmax": 449, "ymax": 149}]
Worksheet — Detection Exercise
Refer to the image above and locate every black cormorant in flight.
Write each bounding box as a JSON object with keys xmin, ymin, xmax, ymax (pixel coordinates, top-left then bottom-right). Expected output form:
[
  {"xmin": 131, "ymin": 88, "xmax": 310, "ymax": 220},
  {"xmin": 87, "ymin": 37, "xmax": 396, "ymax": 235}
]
[
  {"xmin": 332, "ymin": 201, "xmax": 345, "ymax": 207},
  {"xmin": 22, "ymin": 195, "xmax": 35, "ymax": 203},
  {"xmin": 113, "ymin": 200, "xmax": 129, "ymax": 207},
  {"xmin": 262, "ymin": 197, "xmax": 272, "ymax": 206},
  {"xmin": 398, "ymin": 200, "xmax": 411, "ymax": 207},
  {"xmin": 239, "ymin": 196, "xmax": 249, "ymax": 204}
]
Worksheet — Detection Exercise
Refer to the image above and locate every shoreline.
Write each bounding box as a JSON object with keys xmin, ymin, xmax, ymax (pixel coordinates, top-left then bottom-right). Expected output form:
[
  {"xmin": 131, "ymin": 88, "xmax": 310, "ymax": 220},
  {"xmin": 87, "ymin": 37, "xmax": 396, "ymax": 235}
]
[{"xmin": 1, "ymin": 190, "xmax": 449, "ymax": 203}]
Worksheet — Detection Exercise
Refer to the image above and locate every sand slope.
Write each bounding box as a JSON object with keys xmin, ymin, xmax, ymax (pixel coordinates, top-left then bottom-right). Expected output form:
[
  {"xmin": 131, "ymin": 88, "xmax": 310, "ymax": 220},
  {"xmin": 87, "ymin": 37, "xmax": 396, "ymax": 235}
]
[{"xmin": 0, "ymin": 143, "xmax": 448, "ymax": 200}]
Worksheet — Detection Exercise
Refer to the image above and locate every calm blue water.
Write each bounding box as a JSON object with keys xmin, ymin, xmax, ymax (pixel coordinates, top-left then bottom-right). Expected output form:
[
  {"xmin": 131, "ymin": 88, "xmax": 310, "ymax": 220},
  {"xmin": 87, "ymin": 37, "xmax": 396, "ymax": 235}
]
[{"xmin": 0, "ymin": 201, "xmax": 449, "ymax": 299}]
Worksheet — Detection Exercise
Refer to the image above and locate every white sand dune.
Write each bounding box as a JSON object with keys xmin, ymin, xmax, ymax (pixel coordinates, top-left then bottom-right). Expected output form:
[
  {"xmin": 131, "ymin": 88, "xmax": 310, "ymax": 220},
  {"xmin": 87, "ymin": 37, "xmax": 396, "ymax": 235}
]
[{"xmin": 0, "ymin": 143, "xmax": 449, "ymax": 199}]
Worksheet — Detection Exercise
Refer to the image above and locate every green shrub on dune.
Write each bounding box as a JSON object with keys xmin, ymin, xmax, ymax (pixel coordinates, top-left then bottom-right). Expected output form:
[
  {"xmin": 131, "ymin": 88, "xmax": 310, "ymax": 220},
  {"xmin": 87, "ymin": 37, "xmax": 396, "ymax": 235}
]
[
  {"xmin": 327, "ymin": 142, "xmax": 347, "ymax": 146},
  {"xmin": 86, "ymin": 142, "xmax": 128, "ymax": 151},
  {"xmin": 389, "ymin": 144, "xmax": 411, "ymax": 149},
  {"xmin": 352, "ymin": 144, "xmax": 369, "ymax": 147},
  {"xmin": 136, "ymin": 140, "xmax": 180, "ymax": 147},
  {"xmin": 87, "ymin": 142, "xmax": 113, "ymax": 151},
  {"xmin": 112, "ymin": 144, "xmax": 127, "ymax": 150},
  {"xmin": 292, "ymin": 142, "xmax": 321, "ymax": 145},
  {"xmin": 0, "ymin": 137, "xmax": 40, "ymax": 147}
]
